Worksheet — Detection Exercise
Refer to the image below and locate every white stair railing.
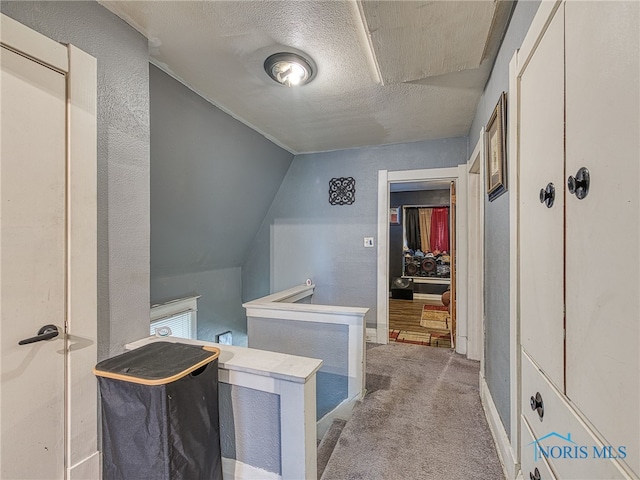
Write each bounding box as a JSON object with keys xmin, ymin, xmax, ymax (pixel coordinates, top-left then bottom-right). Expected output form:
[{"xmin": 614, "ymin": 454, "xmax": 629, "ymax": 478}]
[{"xmin": 126, "ymin": 336, "xmax": 321, "ymax": 480}]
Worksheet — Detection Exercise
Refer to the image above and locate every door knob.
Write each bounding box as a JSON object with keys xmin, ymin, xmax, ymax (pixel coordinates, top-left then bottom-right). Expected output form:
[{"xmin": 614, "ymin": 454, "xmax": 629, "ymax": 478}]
[
  {"xmin": 18, "ymin": 324, "xmax": 59, "ymax": 345},
  {"xmin": 530, "ymin": 392, "xmax": 544, "ymax": 419},
  {"xmin": 539, "ymin": 183, "xmax": 555, "ymax": 208},
  {"xmin": 568, "ymin": 167, "xmax": 590, "ymax": 199},
  {"xmin": 530, "ymin": 467, "xmax": 541, "ymax": 480}
]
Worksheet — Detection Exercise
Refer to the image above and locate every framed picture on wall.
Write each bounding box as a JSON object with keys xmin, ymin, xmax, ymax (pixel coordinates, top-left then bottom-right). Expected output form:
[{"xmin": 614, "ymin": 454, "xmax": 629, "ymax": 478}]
[
  {"xmin": 486, "ymin": 92, "xmax": 507, "ymax": 201},
  {"xmin": 390, "ymin": 207, "xmax": 400, "ymax": 225}
]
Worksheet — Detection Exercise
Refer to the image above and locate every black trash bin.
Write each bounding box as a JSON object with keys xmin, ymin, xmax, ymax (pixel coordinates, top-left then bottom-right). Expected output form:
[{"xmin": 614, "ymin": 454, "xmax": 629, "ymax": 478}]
[{"xmin": 94, "ymin": 341, "xmax": 223, "ymax": 480}]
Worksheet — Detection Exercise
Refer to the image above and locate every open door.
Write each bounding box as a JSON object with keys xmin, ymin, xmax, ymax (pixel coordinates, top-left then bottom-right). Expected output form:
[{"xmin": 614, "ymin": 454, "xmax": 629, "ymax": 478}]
[{"xmin": 449, "ymin": 181, "xmax": 456, "ymax": 348}]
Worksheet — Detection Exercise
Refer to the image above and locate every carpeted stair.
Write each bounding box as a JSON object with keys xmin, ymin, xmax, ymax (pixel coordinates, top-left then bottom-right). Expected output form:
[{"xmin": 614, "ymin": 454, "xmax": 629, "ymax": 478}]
[
  {"xmin": 320, "ymin": 343, "xmax": 504, "ymax": 480},
  {"xmin": 317, "ymin": 419, "xmax": 347, "ymax": 478}
]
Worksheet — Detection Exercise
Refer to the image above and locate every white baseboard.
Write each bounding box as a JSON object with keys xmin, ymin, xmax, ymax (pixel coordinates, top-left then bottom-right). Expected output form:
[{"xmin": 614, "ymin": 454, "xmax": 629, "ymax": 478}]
[
  {"xmin": 222, "ymin": 457, "xmax": 281, "ymax": 480},
  {"xmin": 456, "ymin": 334, "xmax": 467, "ymax": 355},
  {"xmin": 480, "ymin": 373, "xmax": 518, "ymax": 480},
  {"xmin": 68, "ymin": 451, "xmax": 100, "ymax": 480},
  {"xmin": 366, "ymin": 327, "xmax": 377, "ymax": 343},
  {"xmin": 413, "ymin": 293, "xmax": 443, "ymax": 305},
  {"xmin": 316, "ymin": 396, "xmax": 359, "ymax": 440}
]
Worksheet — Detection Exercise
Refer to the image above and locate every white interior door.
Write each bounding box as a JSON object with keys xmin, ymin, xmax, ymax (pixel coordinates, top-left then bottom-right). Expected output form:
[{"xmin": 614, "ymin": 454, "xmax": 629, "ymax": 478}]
[
  {"xmin": 517, "ymin": 5, "xmax": 565, "ymax": 390},
  {"xmin": 1, "ymin": 45, "xmax": 67, "ymax": 478},
  {"xmin": 564, "ymin": 2, "xmax": 639, "ymax": 476},
  {"xmin": 466, "ymin": 155, "xmax": 483, "ymax": 362}
]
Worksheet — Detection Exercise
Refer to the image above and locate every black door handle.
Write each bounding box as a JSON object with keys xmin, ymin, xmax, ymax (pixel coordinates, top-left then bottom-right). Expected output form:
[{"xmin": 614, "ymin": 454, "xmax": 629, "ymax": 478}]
[{"xmin": 18, "ymin": 324, "xmax": 59, "ymax": 345}]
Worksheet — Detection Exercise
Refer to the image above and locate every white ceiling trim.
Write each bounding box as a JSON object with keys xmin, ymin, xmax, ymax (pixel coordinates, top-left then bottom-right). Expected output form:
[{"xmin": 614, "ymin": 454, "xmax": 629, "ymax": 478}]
[{"xmin": 354, "ymin": 0, "xmax": 384, "ymax": 86}]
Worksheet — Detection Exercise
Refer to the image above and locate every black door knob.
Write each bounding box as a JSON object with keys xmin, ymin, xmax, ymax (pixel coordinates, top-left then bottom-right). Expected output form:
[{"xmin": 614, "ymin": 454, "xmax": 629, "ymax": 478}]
[
  {"xmin": 18, "ymin": 324, "xmax": 59, "ymax": 345},
  {"xmin": 530, "ymin": 392, "xmax": 544, "ymax": 419},
  {"xmin": 568, "ymin": 167, "xmax": 590, "ymax": 199},
  {"xmin": 530, "ymin": 467, "xmax": 541, "ymax": 480},
  {"xmin": 539, "ymin": 183, "xmax": 555, "ymax": 208}
]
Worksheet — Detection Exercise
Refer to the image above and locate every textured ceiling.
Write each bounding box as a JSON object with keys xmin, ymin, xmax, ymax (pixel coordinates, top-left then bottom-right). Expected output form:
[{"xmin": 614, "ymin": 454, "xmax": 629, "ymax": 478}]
[
  {"xmin": 360, "ymin": 1, "xmax": 497, "ymax": 83},
  {"xmin": 99, "ymin": 1, "xmax": 513, "ymax": 154}
]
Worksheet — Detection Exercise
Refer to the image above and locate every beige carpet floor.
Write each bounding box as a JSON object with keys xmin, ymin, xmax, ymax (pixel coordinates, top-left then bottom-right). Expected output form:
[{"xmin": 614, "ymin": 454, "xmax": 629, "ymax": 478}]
[{"xmin": 320, "ymin": 343, "xmax": 504, "ymax": 480}]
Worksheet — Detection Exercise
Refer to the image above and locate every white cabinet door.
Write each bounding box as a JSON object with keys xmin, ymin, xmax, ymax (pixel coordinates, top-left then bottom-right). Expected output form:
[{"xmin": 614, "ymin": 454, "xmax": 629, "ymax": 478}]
[
  {"xmin": 0, "ymin": 46, "xmax": 67, "ymax": 478},
  {"xmin": 565, "ymin": 2, "xmax": 640, "ymax": 477},
  {"xmin": 518, "ymin": 5, "xmax": 565, "ymax": 390}
]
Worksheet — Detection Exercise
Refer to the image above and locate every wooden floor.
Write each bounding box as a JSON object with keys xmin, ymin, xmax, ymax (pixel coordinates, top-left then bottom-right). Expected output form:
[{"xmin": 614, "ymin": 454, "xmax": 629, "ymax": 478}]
[
  {"xmin": 388, "ymin": 298, "xmax": 451, "ymax": 348},
  {"xmin": 388, "ymin": 298, "xmax": 434, "ymax": 334}
]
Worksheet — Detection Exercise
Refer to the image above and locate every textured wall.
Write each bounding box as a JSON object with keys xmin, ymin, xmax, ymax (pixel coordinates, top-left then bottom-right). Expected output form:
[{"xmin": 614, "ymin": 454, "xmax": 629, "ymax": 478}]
[
  {"xmin": 151, "ymin": 267, "xmax": 247, "ymax": 346},
  {"xmin": 467, "ymin": 0, "xmax": 541, "ymax": 437},
  {"xmin": 149, "ymin": 65, "xmax": 293, "ymax": 345},
  {"xmin": 1, "ymin": 2, "xmax": 151, "ymax": 360},
  {"xmin": 219, "ymin": 383, "xmax": 281, "ymax": 475},
  {"xmin": 243, "ymin": 137, "xmax": 468, "ymax": 327}
]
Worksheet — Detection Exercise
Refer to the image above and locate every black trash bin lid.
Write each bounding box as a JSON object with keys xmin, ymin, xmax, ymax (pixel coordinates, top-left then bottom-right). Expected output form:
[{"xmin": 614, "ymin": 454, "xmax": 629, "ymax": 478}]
[{"xmin": 93, "ymin": 341, "xmax": 220, "ymax": 385}]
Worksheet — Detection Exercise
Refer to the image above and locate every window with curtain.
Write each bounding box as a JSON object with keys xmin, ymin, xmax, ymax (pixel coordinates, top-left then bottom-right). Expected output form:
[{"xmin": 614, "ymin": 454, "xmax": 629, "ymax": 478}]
[
  {"xmin": 403, "ymin": 206, "xmax": 449, "ymax": 253},
  {"xmin": 418, "ymin": 208, "xmax": 432, "ymax": 251},
  {"xmin": 429, "ymin": 207, "xmax": 449, "ymax": 252},
  {"xmin": 405, "ymin": 207, "xmax": 421, "ymax": 251},
  {"xmin": 402, "ymin": 205, "xmax": 451, "ymax": 278}
]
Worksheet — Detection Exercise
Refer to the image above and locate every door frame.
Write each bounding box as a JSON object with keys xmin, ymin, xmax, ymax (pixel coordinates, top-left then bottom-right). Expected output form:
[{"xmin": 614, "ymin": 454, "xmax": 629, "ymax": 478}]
[
  {"xmin": 377, "ymin": 167, "xmax": 464, "ymax": 348},
  {"xmin": 1, "ymin": 14, "xmax": 98, "ymax": 478},
  {"xmin": 466, "ymin": 130, "xmax": 485, "ymax": 363}
]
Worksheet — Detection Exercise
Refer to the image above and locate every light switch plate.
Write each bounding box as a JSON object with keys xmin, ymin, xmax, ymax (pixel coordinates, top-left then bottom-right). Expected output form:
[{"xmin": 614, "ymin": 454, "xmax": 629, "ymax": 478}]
[{"xmin": 364, "ymin": 237, "xmax": 375, "ymax": 247}]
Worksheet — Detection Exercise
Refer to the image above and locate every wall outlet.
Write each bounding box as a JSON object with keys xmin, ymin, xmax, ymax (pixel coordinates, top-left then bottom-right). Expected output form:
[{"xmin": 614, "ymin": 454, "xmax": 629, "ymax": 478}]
[{"xmin": 364, "ymin": 237, "xmax": 375, "ymax": 247}]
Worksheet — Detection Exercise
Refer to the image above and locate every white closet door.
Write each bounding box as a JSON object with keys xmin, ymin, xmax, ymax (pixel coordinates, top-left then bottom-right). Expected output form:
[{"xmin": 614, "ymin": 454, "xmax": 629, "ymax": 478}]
[
  {"xmin": 518, "ymin": 5, "xmax": 565, "ymax": 390},
  {"xmin": 1, "ymin": 46, "xmax": 67, "ymax": 478},
  {"xmin": 565, "ymin": 2, "xmax": 639, "ymax": 476}
]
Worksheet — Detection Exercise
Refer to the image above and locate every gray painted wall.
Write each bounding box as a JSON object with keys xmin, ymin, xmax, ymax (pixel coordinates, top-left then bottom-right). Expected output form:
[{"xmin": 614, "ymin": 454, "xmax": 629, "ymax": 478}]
[
  {"xmin": 467, "ymin": 0, "xmax": 541, "ymax": 437},
  {"xmin": 243, "ymin": 138, "xmax": 468, "ymax": 327},
  {"xmin": 149, "ymin": 65, "xmax": 294, "ymax": 346},
  {"xmin": 151, "ymin": 267, "xmax": 246, "ymax": 345},
  {"xmin": 219, "ymin": 383, "xmax": 281, "ymax": 475},
  {"xmin": 1, "ymin": 2, "xmax": 151, "ymax": 360}
]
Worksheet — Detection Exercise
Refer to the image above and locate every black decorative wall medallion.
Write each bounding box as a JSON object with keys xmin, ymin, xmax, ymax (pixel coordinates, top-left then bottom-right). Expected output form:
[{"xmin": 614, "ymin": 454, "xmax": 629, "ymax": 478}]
[{"xmin": 329, "ymin": 177, "xmax": 356, "ymax": 205}]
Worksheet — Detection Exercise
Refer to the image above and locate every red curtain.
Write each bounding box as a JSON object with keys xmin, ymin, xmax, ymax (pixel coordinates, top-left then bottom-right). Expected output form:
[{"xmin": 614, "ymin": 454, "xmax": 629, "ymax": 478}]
[{"xmin": 430, "ymin": 207, "xmax": 449, "ymax": 252}]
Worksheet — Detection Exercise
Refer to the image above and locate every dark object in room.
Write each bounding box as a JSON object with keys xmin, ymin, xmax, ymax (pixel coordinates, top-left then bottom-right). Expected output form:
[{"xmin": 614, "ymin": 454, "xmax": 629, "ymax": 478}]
[
  {"xmin": 391, "ymin": 277, "xmax": 414, "ymax": 300},
  {"xmin": 421, "ymin": 257, "xmax": 437, "ymax": 275},
  {"xmin": 405, "ymin": 260, "xmax": 419, "ymax": 276},
  {"xmin": 94, "ymin": 341, "xmax": 222, "ymax": 480}
]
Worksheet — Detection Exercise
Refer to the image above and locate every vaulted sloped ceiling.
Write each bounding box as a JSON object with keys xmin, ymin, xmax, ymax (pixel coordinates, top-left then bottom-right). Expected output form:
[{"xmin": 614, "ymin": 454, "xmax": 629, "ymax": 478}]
[
  {"xmin": 359, "ymin": 1, "xmax": 498, "ymax": 83},
  {"xmin": 100, "ymin": 1, "xmax": 514, "ymax": 154}
]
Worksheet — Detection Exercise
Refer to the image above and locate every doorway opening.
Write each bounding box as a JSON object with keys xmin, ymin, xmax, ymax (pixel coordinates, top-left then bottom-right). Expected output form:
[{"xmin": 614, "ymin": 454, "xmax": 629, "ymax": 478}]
[
  {"xmin": 375, "ymin": 167, "xmax": 458, "ymax": 347},
  {"xmin": 376, "ymin": 157, "xmax": 484, "ymax": 360},
  {"xmin": 388, "ymin": 181, "xmax": 454, "ymax": 348}
]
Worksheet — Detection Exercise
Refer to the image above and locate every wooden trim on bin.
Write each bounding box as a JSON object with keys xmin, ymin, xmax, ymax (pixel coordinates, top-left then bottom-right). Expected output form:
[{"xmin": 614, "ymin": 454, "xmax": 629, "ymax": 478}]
[{"xmin": 93, "ymin": 346, "xmax": 221, "ymax": 386}]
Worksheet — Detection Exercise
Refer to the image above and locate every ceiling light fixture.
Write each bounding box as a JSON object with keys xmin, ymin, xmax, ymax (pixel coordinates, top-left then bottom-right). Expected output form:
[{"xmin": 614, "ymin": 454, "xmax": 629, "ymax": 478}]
[{"xmin": 264, "ymin": 52, "xmax": 315, "ymax": 87}]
